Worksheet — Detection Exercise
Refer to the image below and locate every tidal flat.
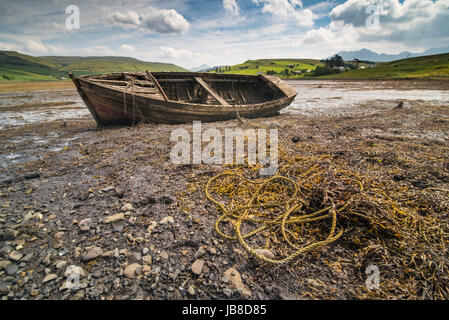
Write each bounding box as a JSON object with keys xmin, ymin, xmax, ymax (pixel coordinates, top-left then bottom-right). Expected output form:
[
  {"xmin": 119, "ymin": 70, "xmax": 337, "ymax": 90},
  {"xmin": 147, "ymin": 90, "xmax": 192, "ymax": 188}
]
[{"xmin": 0, "ymin": 79, "xmax": 448, "ymax": 300}]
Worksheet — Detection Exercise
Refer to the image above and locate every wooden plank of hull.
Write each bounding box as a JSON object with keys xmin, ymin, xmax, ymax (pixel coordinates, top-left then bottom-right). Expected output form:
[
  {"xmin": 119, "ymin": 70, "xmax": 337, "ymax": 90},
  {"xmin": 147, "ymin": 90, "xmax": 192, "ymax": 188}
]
[{"xmin": 194, "ymin": 77, "xmax": 230, "ymax": 107}]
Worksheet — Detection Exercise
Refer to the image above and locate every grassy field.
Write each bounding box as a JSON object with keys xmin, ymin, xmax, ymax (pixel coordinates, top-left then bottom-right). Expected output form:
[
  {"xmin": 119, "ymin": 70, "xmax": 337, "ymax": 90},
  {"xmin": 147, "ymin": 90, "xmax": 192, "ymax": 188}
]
[
  {"xmin": 0, "ymin": 51, "xmax": 188, "ymax": 82},
  {"xmin": 215, "ymin": 59, "xmax": 323, "ymax": 79},
  {"xmin": 321, "ymin": 53, "xmax": 449, "ymax": 79}
]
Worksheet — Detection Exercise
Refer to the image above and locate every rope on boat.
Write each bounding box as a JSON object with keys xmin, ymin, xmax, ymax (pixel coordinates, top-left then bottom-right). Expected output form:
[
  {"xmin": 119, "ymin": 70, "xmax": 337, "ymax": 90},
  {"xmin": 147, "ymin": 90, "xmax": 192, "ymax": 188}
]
[{"xmin": 122, "ymin": 78, "xmax": 137, "ymax": 125}]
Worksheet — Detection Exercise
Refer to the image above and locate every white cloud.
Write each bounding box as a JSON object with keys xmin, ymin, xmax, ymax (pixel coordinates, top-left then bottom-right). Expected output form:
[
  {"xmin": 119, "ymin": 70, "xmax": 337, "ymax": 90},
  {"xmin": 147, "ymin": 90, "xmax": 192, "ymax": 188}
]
[
  {"xmin": 119, "ymin": 44, "xmax": 136, "ymax": 53},
  {"xmin": 253, "ymin": 0, "xmax": 316, "ymax": 26},
  {"xmin": 329, "ymin": 0, "xmax": 449, "ymax": 48},
  {"xmin": 112, "ymin": 6, "xmax": 190, "ymax": 34},
  {"xmin": 112, "ymin": 11, "xmax": 140, "ymax": 26},
  {"xmin": 223, "ymin": 0, "xmax": 240, "ymax": 16},
  {"xmin": 0, "ymin": 41, "xmax": 18, "ymax": 51},
  {"xmin": 24, "ymin": 40, "xmax": 48, "ymax": 53}
]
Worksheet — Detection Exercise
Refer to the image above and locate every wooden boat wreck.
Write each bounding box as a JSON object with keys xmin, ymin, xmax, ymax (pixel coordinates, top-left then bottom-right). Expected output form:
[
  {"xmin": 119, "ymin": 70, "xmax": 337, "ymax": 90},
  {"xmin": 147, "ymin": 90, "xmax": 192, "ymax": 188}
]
[{"xmin": 69, "ymin": 71, "xmax": 298, "ymax": 126}]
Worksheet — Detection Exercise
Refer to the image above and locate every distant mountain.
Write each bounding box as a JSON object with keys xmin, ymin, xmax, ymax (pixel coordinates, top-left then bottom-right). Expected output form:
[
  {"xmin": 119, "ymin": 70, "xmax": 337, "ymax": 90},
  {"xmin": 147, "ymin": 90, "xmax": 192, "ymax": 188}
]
[
  {"xmin": 190, "ymin": 64, "xmax": 210, "ymax": 72},
  {"xmin": 0, "ymin": 51, "xmax": 188, "ymax": 82},
  {"xmin": 336, "ymin": 46, "xmax": 449, "ymax": 62}
]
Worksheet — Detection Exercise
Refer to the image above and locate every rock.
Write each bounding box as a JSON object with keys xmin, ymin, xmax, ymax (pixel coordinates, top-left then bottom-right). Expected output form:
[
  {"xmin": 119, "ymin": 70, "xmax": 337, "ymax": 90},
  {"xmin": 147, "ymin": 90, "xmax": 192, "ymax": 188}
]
[
  {"xmin": 70, "ymin": 290, "xmax": 85, "ymax": 300},
  {"xmin": 0, "ymin": 283, "xmax": 11, "ymax": 296},
  {"xmin": 142, "ymin": 248, "xmax": 149, "ymax": 255},
  {"xmin": 223, "ymin": 288, "xmax": 232, "ymax": 297},
  {"xmin": 209, "ymin": 247, "xmax": 217, "ymax": 255},
  {"xmin": 55, "ymin": 261, "xmax": 67, "ymax": 269},
  {"xmin": 159, "ymin": 251, "xmax": 168, "ymax": 260},
  {"xmin": 224, "ymin": 268, "xmax": 251, "ymax": 298},
  {"xmin": 101, "ymin": 186, "xmax": 115, "ymax": 192},
  {"xmin": 22, "ymin": 253, "xmax": 34, "ymax": 262},
  {"xmin": 103, "ymin": 212, "xmax": 125, "ymax": 224},
  {"xmin": 142, "ymin": 255, "xmax": 152, "ymax": 265},
  {"xmin": 187, "ymin": 285, "xmax": 195, "ymax": 296},
  {"xmin": 0, "ymin": 229, "xmax": 17, "ymax": 241},
  {"xmin": 102, "ymin": 248, "xmax": 119, "ymax": 258},
  {"xmin": 159, "ymin": 216, "xmax": 174, "ymax": 224},
  {"xmin": 82, "ymin": 247, "xmax": 103, "ymax": 261},
  {"xmin": 0, "ymin": 260, "xmax": 12, "ymax": 270},
  {"xmin": 124, "ymin": 263, "xmax": 142, "ymax": 279},
  {"xmin": 54, "ymin": 231, "xmax": 65, "ymax": 241},
  {"xmin": 5, "ymin": 263, "xmax": 18, "ymax": 275},
  {"xmin": 191, "ymin": 259, "xmax": 204, "ymax": 275},
  {"xmin": 159, "ymin": 216, "xmax": 175, "ymax": 224},
  {"xmin": 64, "ymin": 265, "xmax": 86, "ymax": 278},
  {"xmin": 195, "ymin": 246, "xmax": 206, "ymax": 258},
  {"xmin": 8, "ymin": 251, "xmax": 23, "ymax": 262},
  {"xmin": 146, "ymin": 221, "xmax": 158, "ymax": 233},
  {"xmin": 78, "ymin": 218, "xmax": 92, "ymax": 231},
  {"xmin": 128, "ymin": 252, "xmax": 142, "ymax": 263},
  {"xmin": 121, "ymin": 203, "xmax": 134, "ymax": 212},
  {"xmin": 253, "ymin": 249, "xmax": 275, "ymax": 260},
  {"xmin": 42, "ymin": 274, "xmax": 58, "ymax": 283}
]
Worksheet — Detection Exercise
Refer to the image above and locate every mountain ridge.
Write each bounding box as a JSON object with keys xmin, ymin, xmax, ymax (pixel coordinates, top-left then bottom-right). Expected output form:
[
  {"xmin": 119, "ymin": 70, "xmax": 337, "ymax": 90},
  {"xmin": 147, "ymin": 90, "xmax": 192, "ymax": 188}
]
[
  {"xmin": 336, "ymin": 46, "xmax": 449, "ymax": 62},
  {"xmin": 0, "ymin": 51, "xmax": 188, "ymax": 81}
]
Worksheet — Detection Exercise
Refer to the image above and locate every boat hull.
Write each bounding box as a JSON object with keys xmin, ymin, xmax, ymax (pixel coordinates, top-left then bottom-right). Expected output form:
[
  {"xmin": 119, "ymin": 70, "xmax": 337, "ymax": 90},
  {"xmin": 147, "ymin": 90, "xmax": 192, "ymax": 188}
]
[{"xmin": 72, "ymin": 72, "xmax": 298, "ymax": 126}]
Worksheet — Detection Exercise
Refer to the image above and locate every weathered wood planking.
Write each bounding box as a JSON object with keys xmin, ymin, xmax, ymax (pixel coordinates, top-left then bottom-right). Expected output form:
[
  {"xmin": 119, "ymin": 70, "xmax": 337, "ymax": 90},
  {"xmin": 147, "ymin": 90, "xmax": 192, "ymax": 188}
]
[
  {"xmin": 71, "ymin": 71, "xmax": 298, "ymax": 126},
  {"xmin": 194, "ymin": 77, "xmax": 230, "ymax": 107}
]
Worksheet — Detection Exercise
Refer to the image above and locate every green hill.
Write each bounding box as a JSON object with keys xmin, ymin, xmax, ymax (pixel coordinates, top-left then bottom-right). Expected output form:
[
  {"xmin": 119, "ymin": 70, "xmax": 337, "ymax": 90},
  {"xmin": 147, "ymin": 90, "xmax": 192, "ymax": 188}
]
[
  {"xmin": 212, "ymin": 59, "xmax": 323, "ymax": 79},
  {"xmin": 321, "ymin": 53, "xmax": 449, "ymax": 79},
  {"xmin": 0, "ymin": 51, "xmax": 188, "ymax": 82}
]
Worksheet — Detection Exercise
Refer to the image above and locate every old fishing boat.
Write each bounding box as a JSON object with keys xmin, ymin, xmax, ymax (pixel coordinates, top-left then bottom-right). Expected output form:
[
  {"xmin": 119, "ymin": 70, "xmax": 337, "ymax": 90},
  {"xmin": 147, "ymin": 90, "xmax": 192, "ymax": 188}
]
[{"xmin": 69, "ymin": 71, "xmax": 298, "ymax": 126}]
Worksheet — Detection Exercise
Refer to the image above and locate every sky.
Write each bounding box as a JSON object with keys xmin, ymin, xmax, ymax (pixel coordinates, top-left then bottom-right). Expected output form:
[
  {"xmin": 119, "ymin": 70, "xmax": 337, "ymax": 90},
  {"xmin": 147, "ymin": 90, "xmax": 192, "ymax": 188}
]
[{"xmin": 0, "ymin": 0, "xmax": 448, "ymax": 69}]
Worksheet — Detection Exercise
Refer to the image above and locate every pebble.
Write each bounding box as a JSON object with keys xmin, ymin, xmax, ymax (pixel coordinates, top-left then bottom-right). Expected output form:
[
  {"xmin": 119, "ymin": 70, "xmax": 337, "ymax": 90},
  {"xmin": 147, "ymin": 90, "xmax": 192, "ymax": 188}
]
[
  {"xmin": 187, "ymin": 285, "xmax": 195, "ymax": 296},
  {"xmin": 142, "ymin": 255, "xmax": 152, "ymax": 265},
  {"xmin": 159, "ymin": 216, "xmax": 174, "ymax": 224},
  {"xmin": 82, "ymin": 247, "xmax": 104, "ymax": 261},
  {"xmin": 5, "ymin": 264, "xmax": 18, "ymax": 275},
  {"xmin": 223, "ymin": 268, "xmax": 251, "ymax": 298},
  {"xmin": 64, "ymin": 265, "xmax": 86, "ymax": 278},
  {"xmin": 70, "ymin": 290, "xmax": 85, "ymax": 300},
  {"xmin": 8, "ymin": 251, "xmax": 23, "ymax": 262},
  {"xmin": 0, "ymin": 260, "xmax": 12, "ymax": 271},
  {"xmin": 191, "ymin": 259, "xmax": 204, "ymax": 275},
  {"xmin": 159, "ymin": 251, "xmax": 169, "ymax": 260},
  {"xmin": 55, "ymin": 260, "xmax": 67, "ymax": 269},
  {"xmin": 54, "ymin": 231, "xmax": 65, "ymax": 241},
  {"xmin": 209, "ymin": 247, "xmax": 217, "ymax": 255},
  {"xmin": 223, "ymin": 288, "xmax": 232, "ymax": 297},
  {"xmin": 121, "ymin": 203, "xmax": 134, "ymax": 212},
  {"xmin": 78, "ymin": 218, "xmax": 92, "ymax": 231},
  {"xmin": 195, "ymin": 246, "xmax": 206, "ymax": 258},
  {"xmin": 146, "ymin": 221, "xmax": 157, "ymax": 233},
  {"xmin": 128, "ymin": 252, "xmax": 142, "ymax": 263},
  {"xmin": 42, "ymin": 274, "xmax": 58, "ymax": 283},
  {"xmin": 253, "ymin": 249, "xmax": 275, "ymax": 260},
  {"xmin": 124, "ymin": 263, "xmax": 142, "ymax": 278},
  {"xmin": 103, "ymin": 212, "xmax": 125, "ymax": 224},
  {"xmin": 22, "ymin": 253, "xmax": 34, "ymax": 262}
]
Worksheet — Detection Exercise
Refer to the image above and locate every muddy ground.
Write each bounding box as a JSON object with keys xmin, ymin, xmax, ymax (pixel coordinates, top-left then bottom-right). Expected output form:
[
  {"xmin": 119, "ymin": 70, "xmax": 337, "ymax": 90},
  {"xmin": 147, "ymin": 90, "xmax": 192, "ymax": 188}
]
[{"xmin": 0, "ymin": 80, "xmax": 448, "ymax": 300}]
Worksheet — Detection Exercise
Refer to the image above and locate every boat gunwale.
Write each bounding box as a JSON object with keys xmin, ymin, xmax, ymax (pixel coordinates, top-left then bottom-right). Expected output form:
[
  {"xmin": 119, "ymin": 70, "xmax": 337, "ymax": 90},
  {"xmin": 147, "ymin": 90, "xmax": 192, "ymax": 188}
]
[{"xmin": 77, "ymin": 72, "xmax": 298, "ymax": 110}]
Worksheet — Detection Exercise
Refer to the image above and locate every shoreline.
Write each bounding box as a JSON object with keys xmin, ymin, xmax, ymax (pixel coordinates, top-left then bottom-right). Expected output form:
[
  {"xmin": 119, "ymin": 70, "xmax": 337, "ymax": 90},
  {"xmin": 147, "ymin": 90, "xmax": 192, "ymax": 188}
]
[
  {"xmin": 1, "ymin": 78, "xmax": 449, "ymax": 300},
  {"xmin": 0, "ymin": 94, "xmax": 448, "ymax": 299}
]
